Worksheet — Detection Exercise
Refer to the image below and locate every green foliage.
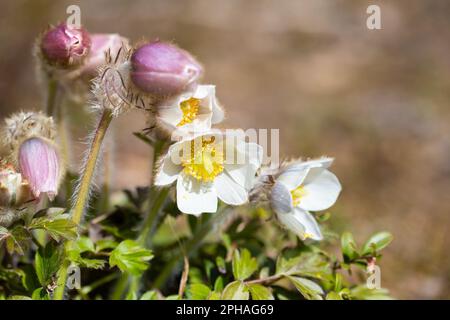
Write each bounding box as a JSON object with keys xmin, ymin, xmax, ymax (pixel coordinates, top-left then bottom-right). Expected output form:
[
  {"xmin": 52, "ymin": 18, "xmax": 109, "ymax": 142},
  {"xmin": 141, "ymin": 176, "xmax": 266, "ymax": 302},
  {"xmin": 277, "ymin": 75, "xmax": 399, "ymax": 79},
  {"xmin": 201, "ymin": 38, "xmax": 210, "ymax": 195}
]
[
  {"xmin": 232, "ymin": 249, "xmax": 258, "ymax": 280},
  {"xmin": 109, "ymin": 240, "xmax": 153, "ymax": 276},
  {"xmin": 35, "ymin": 242, "xmax": 63, "ymax": 286}
]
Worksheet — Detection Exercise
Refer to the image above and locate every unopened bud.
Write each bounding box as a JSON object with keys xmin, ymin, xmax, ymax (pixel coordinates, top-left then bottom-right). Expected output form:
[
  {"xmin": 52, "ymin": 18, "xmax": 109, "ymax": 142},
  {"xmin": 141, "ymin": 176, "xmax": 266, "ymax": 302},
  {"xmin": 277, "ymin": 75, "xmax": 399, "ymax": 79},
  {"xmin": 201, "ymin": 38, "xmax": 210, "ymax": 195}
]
[
  {"xmin": 18, "ymin": 138, "xmax": 60, "ymax": 200},
  {"xmin": 130, "ymin": 41, "xmax": 203, "ymax": 98},
  {"xmin": 81, "ymin": 33, "xmax": 129, "ymax": 78},
  {"xmin": 40, "ymin": 23, "xmax": 91, "ymax": 67}
]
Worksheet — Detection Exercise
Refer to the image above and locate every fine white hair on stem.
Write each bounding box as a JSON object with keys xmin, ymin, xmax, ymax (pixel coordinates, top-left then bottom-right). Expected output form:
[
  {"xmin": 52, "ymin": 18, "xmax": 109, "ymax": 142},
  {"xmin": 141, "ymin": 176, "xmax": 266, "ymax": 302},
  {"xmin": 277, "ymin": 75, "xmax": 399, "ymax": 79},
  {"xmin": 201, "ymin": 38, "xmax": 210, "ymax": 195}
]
[{"xmin": 70, "ymin": 109, "xmax": 107, "ymax": 219}]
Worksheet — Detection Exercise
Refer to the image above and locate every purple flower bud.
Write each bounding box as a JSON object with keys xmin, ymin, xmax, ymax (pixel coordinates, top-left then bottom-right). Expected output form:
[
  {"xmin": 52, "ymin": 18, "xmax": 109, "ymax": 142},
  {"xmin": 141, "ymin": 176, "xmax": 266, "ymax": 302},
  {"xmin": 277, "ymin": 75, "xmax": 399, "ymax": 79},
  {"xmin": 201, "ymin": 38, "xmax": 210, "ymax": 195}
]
[
  {"xmin": 18, "ymin": 138, "xmax": 60, "ymax": 200},
  {"xmin": 130, "ymin": 41, "xmax": 203, "ymax": 97},
  {"xmin": 41, "ymin": 23, "xmax": 91, "ymax": 66},
  {"xmin": 81, "ymin": 33, "xmax": 129, "ymax": 78}
]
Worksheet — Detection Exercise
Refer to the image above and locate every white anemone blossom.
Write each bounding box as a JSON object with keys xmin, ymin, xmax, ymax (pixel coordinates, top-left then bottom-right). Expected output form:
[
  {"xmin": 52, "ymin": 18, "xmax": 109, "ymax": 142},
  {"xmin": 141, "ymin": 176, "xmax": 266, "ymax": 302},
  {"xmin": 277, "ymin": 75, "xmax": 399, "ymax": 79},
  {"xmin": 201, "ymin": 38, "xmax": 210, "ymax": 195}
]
[
  {"xmin": 157, "ymin": 85, "xmax": 224, "ymax": 133},
  {"xmin": 155, "ymin": 131, "xmax": 263, "ymax": 215},
  {"xmin": 270, "ymin": 158, "xmax": 341, "ymax": 241}
]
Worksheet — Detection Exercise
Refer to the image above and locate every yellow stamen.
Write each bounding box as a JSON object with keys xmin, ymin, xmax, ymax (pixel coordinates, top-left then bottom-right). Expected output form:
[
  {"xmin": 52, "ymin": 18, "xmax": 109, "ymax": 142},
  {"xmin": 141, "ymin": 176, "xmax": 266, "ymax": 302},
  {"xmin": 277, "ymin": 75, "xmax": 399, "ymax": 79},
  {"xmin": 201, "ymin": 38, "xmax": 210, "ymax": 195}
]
[
  {"xmin": 177, "ymin": 98, "xmax": 200, "ymax": 126},
  {"xmin": 181, "ymin": 136, "xmax": 224, "ymax": 182},
  {"xmin": 291, "ymin": 185, "xmax": 307, "ymax": 206}
]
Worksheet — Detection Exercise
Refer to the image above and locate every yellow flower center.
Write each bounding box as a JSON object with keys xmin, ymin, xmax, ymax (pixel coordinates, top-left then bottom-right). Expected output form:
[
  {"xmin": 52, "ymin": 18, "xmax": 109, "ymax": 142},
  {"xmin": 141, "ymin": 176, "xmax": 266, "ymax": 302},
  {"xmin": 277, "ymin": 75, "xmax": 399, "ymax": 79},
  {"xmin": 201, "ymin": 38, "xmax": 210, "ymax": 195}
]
[
  {"xmin": 177, "ymin": 98, "xmax": 200, "ymax": 126},
  {"xmin": 181, "ymin": 136, "xmax": 224, "ymax": 182},
  {"xmin": 291, "ymin": 185, "xmax": 307, "ymax": 206}
]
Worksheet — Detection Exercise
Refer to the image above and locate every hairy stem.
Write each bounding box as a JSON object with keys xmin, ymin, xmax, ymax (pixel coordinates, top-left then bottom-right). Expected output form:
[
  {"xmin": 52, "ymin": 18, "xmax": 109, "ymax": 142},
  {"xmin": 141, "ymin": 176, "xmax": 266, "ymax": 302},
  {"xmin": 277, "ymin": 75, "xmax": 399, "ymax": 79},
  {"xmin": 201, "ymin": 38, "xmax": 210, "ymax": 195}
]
[
  {"xmin": 53, "ymin": 109, "xmax": 113, "ymax": 300},
  {"xmin": 46, "ymin": 78, "xmax": 58, "ymax": 116}
]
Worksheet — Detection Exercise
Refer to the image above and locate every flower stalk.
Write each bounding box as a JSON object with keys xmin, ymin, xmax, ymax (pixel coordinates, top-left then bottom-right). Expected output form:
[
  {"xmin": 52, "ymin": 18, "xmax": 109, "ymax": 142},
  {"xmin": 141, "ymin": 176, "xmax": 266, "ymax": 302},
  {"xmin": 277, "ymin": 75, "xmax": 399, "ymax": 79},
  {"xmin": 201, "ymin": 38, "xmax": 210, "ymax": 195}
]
[{"xmin": 53, "ymin": 109, "xmax": 113, "ymax": 300}]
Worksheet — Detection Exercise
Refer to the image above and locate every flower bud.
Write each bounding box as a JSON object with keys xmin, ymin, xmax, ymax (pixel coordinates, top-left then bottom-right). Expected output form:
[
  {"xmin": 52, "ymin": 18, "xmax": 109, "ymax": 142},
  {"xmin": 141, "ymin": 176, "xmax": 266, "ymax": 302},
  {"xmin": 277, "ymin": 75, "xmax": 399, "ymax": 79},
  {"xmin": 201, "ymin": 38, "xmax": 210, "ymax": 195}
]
[
  {"xmin": 130, "ymin": 41, "xmax": 203, "ymax": 97},
  {"xmin": 81, "ymin": 33, "xmax": 129, "ymax": 78},
  {"xmin": 3, "ymin": 112, "xmax": 62, "ymax": 200},
  {"xmin": 40, "ymin": 23, "xmax": 91, "ymax": 67},
  {"xmin": 18, "ymin": 138, "xmax": 60, "ymax": 200}
]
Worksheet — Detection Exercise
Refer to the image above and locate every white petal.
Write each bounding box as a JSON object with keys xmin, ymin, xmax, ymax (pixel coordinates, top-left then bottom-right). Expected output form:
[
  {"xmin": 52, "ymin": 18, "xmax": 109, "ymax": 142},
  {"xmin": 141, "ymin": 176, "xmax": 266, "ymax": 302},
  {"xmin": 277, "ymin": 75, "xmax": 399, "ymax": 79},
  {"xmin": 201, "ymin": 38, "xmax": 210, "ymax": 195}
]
[
  {"xmin": 154, "ymin": 155, "xmax": 182, "ymax": 186},
  {"xmin": 299, "ymin": 170, "xmax": 341, "ymax": 211},
  {"xmin": 277, "ymin": 208, "xmax": 323, "ymax": 241},
  {"xmin": 214, "ymin": 171, "xmax": 248, "ymax": 205},
  {"xmin": 193, "ymin": 84, "xmax": 213, "ymax": 100},
  {"xmin": 235, "ymin": 141, "xmax": 263, "ymax": 169},
  {"xmin": 176, "ymin": 173, "xmax": 218, "ymax": 215},
  {"xmin": 158, "ymin": 105, "xmax": 183, "ymax": 127},
  {"xmin": 276, "ymin": 166, "xmax": 309, "ymax": 190},
  {"xmin": 270, "ymin": 181, "xmax": 293, "ymax": 214}
]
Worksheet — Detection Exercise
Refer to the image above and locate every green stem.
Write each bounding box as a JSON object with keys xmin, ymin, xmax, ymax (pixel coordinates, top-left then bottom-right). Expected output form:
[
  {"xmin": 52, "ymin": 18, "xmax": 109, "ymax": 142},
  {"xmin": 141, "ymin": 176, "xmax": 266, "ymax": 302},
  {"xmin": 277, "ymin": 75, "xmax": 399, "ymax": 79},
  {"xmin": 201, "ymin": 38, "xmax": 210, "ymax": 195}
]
[
  {"xmin": 53, "ymin": 109, "xmax": 113, "ymax": 300},
  {"xmin": 137, "ymin": 188, "xmax": 170, "ymax": 246},
  {"xmin": 46, "ymin": 78, "xmax": 58, "ymax": 116},
  {"xmin": 153, "ymin": 207, "xmax": 230, "ymax": 289}
]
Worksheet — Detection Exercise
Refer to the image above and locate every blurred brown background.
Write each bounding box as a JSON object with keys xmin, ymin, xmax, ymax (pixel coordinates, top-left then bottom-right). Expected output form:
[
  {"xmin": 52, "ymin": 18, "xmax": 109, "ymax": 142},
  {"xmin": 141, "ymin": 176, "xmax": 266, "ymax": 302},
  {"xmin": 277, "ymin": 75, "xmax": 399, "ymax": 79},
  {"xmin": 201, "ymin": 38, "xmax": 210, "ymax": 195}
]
[{"xmin": 1, "ymin": 0, "xmax": 449, "ymax": 299}]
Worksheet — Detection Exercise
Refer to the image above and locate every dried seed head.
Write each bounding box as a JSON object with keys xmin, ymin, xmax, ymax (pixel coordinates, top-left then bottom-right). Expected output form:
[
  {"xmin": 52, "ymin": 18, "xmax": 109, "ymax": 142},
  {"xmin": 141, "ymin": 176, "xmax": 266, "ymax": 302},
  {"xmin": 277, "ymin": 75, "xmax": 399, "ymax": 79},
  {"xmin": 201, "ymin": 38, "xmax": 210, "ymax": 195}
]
[
  {"xmin": 40, "ymin": 23, "xmax": 91, "ymax": 67},
  {"xmin": 0, "ymin": 162, "xmax": 33, "ymax": 208},
  {"xmin": 3, "ymin": 111, "xmax": 56, "ymax": 152},
  {"xmin": 130, "ymin": 41, "xmax": 203, "ymax": 98}
]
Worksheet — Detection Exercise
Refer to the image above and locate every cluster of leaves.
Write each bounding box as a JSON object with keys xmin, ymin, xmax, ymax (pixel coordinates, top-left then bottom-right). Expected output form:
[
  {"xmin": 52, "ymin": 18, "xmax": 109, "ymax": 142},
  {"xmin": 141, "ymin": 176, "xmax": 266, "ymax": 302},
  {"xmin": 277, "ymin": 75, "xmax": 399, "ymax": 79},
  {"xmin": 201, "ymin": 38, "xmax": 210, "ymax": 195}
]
[{"xmin": 0, "ymin": 136, "xmax": 393, "ymax": 300}]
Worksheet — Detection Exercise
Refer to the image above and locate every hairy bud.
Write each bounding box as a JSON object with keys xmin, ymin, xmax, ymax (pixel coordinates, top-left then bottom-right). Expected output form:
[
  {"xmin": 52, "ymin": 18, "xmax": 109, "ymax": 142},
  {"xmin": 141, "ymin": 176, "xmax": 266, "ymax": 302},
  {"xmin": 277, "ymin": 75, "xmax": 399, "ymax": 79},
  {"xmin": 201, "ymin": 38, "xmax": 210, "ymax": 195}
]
[
  {"xmin": 130, "ymin": 41, "xmax": 203, "ymax": 98},
  {"xmin": 40, "ymin": 23, "xmax": 91, "ymax": 67}
]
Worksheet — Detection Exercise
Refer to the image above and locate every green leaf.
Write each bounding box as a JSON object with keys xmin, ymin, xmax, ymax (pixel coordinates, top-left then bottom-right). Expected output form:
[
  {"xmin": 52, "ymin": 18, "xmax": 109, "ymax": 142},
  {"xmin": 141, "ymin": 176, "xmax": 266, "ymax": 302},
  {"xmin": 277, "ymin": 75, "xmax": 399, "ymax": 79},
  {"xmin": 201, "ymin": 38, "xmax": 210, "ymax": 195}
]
[
  {"xmin": 29, "ymin": 214, "xmax": 77, "ymax": 242},
  {"xmin": 187, "ymin": 283, "xmax": 211, "ymax": 300},
  {"xmin": 248, "ymin": 284, "xmax": 274, "ymax": 300},
  {"xmin": 140, "ymin": 290, "xmax": 158, "ymax": 300},
  {"xmin": 109, "ymin": 240, "xmax": 153, "ymax": 276},
  {"xmin": 214, "ymin": 276, "xmax": 224, "ymax": 292},
  {"xmin": 95, "ymin": 239, "xmax": 118, "ymax": 252},
  {"xmin": 31, "ymin": 288, "xmax": 49, "ymax": 300},
  {"xmin": 232, "ymin": 249, "xmax": 258, "ymax": 280},
  {"xmin": 288, "ymin": 276, "xmax": 324, "ymax": 300},
  {"xmin": 35, "ymin": 242, "xmax": 63, "ymax": 286},
  {"xmin": 67, "ymin": 237, "xmax": 106, "ymax": 270},
  {"xmin": 5, "ymin": 225, "xmax": 30, "ymax": 255},
  {"xmin": 350, "ymin": 285, "xmax": 392, "ymax": 300},
  {"xmin": 326, "ymin": 291, "xmax": 343, "ymax": 300},
  {"xmin": 341, "ymin": 232, "xmax": 359, "ymax": 261},
  {"xmin": 222, "ymin": 281, "xmax": 249, "ymax": 300},
  {"xmin": 362, "ymin": 232, "xmax": 393, "ymax": 256},
  {"xmin": 7, "ymin": 295, "xmax": 32, "ymax": 300}
]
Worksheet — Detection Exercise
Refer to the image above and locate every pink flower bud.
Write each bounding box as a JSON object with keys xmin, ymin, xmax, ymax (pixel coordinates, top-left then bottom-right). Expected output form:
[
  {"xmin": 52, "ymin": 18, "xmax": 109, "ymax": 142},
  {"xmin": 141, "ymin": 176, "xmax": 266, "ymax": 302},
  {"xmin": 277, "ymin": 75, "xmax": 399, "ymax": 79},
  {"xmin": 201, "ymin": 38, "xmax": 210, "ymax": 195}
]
[
  {"xmin": 81, "ymin": 33, "xmax": 129, "ymax": 78},
  {"xmin": 40, "ymin": 23, "xmax": 91, "ymax": 67},
  {"xmin": 130, "ymin": 41, "xmax": 203, "ymax": 97},
  {"xmin": 18, "ymin": 138, "xmax": 60, "ymax": 200}
]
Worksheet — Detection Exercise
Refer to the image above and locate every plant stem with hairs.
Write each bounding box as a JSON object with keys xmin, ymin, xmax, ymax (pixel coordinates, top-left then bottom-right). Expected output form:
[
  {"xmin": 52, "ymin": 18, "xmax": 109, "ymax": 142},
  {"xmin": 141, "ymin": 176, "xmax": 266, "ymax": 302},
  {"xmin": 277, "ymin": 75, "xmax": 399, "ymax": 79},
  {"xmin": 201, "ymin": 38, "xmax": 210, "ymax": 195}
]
[{"xmin": 53, "ymin": 109, "xmax": 113, "ymax": 300}]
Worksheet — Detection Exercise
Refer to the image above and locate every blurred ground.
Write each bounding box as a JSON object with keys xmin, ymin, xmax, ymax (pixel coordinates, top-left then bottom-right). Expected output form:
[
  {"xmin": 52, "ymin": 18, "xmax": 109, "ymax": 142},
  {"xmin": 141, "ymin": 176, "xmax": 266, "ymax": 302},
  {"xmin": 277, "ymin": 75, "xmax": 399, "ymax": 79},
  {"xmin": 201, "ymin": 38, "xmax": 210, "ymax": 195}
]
[{"xmin": 0, "ymin": 0, "xmax": 449, "ymax": 299}]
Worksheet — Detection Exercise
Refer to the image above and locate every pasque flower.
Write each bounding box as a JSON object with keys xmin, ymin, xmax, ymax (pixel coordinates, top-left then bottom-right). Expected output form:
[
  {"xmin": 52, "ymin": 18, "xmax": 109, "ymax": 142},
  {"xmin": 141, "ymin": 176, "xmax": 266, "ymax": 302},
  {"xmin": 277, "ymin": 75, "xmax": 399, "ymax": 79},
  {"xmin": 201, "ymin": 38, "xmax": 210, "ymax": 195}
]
[
  {"xmin": 155, "ymin": 131, "xmax": 262, "ymax": 215},
  {"xmin": 40, "ymin": 22, "xmax": 91, "ymax": 67},
  {"xmin": 270, "ymin": 158, "xmax": 341, "ymax": 240},
  {"xmin": 130, "ymin": 41, "xmax": 203, "ymax": 99},
  {"xmin": 158, "ymin": 85, "xmax": 224, "ymax": 134},
  {"xmin": 3, "ymin": 112, "xmax": 62, "ymax": 200}
]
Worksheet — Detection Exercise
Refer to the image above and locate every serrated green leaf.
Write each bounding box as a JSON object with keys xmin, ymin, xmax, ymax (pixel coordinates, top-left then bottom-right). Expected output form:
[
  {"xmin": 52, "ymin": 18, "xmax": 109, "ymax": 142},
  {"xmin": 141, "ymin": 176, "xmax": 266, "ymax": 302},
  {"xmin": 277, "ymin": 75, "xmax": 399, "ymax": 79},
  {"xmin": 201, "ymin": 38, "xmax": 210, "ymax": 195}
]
[
  {"xmin": 187, "ymin": 283, "xmax": 211, "ymax": 300},
  {"xmin": 248, "ymin": 284, "xmax": 274, "ymax": 300},
  {"xmin": 109, "ymin": 240, "xmax": 153, "ymax": 276},
  {"xmin": 29, "ymin": 215, "xmax": 77, "ymax": 242},
  {"xmin": 5, "ymin": 225, "xmax": 30, "ymax": 255},
  {"xmin": 288, "ymin": 276, "xmax": 324, "ymax": 300},
  {"xmin": 341, "ymin": 232, "xmax": 359, "ymax": 260},
  {"xmin": 35, "ymin": 242, "xmax": 63, "ymax": 286},
  {"xmin": 95, "ymin": 239, "xmax": 118, "ymax": 252},
  {"xmin": 232, "ymin": 249, "xmax": 258, "ymax": 280},
  {"xmin": 362, "ymin": 232, "xmax": 393, "ymax": 256},
  {"xmin": 222, "ymin": 281, "xmax": 249, "ymax": 300}
]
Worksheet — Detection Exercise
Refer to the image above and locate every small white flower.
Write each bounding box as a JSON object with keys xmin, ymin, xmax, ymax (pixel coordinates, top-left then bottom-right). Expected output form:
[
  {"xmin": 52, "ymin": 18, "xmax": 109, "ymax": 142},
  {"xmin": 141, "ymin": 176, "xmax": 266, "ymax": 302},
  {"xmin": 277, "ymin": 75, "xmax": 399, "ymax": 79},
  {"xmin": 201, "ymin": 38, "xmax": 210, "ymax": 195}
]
[
  {"xmin": 155, "ymin": 131, "xmax": 262, "ymax": 215},
  {"xmin": 157, "ymin": 85, "xmax": 224, "ymax": 134},
  {"xmin": 270, "ymin": 158, "xmax": 341, "ymax": 241}
]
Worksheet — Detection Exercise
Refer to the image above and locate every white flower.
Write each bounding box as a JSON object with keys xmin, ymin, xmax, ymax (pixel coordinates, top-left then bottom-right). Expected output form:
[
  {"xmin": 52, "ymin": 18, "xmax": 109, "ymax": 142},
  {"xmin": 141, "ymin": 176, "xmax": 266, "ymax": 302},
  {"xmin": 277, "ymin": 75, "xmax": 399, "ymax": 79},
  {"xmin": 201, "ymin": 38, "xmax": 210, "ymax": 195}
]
[
  {"xmin": 155, "ymin": 131, "xmax": 263, "ymax": 215},
  {"xmin": 270, "ymin": 158, "xmax": 341, "ymax": 241},
  {"xmin": 157, "ymin": 85, "xmax": 224, "ymax": 134}
]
